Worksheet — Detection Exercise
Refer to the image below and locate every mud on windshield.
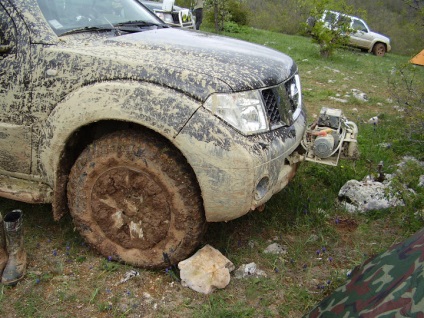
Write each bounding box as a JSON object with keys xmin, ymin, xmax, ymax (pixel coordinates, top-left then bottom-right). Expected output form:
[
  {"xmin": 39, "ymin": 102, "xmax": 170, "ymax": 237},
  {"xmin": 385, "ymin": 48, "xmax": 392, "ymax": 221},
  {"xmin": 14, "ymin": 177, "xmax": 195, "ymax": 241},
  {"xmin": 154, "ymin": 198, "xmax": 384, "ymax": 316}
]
[{"xmin": 36, "ymin": 0, "xmax": 162, "ymax": 35}]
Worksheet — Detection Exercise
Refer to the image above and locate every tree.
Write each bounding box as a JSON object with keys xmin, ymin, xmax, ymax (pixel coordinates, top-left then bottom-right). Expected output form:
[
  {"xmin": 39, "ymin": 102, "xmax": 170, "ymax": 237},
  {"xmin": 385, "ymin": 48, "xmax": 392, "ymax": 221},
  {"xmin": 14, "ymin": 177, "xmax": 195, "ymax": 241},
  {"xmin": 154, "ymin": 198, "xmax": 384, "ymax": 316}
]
[
  {"xmin": 303, "ymin": 0, "xmax": 354, "ymax": 57},
  {"xmin": 204, "ymin": 0, "xmax": 230, "ymax": 31}
]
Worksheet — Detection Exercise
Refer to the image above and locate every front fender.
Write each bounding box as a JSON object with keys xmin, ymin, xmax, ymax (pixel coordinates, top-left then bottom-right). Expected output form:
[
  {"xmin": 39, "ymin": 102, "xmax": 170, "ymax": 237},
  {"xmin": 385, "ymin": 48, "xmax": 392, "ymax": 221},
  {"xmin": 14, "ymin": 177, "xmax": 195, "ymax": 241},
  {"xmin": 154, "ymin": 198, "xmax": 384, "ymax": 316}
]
[
  {"xmin": 368, "ymin": 40, "xmax": 390, "ymax": 53},
  {"xmin": 38, "ymin": 80, "xmax": 201, "ymax": 185}
]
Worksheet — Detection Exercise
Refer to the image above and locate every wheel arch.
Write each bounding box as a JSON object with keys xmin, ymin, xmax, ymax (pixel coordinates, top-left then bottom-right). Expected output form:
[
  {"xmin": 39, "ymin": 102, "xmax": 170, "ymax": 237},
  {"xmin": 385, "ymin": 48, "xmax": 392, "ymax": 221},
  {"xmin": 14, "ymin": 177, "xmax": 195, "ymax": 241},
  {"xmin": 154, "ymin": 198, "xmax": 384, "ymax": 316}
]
[
  {"xmin": 371, "ymin": 41, "xmax": 387, "ymax": 53},
  {"xmin": 37, "ymin": 80, "xmax": 202, "ymax": 220}
]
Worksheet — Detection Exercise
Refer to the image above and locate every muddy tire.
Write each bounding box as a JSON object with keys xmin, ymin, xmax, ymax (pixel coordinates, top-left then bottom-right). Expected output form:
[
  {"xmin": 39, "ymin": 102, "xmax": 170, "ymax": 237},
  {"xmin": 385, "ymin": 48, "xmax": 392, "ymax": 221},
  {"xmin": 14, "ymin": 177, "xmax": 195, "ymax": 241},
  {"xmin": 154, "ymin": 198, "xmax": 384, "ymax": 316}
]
[
  {"xmin": 372, "ymin": 43, "xmax": 386, "ymax": 56},
  {"xmin": 67, "ymin": 130, "xmax": 205, "ymax": 268}
]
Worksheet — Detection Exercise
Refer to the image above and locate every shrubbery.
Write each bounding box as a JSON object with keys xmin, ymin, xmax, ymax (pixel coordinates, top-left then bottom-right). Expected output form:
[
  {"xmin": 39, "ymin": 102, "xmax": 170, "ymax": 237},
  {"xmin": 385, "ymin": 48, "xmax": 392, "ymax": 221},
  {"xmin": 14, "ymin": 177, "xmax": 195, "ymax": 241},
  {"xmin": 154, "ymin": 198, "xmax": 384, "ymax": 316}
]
[
  {"xmin": 389, "ymin": 64, "xmax": 424, "ymax": 146},
  {"xmin": 198, "ymin": 0, "xmax": 423, "ymax": 56}
]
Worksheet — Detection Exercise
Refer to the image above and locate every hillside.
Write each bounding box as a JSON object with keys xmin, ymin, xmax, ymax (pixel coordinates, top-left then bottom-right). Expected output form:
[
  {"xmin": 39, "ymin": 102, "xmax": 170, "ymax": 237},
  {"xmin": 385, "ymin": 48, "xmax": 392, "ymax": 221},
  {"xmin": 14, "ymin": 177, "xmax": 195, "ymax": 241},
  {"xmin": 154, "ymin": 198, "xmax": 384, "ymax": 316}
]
[{"xmin": 183, "ymin": 0, "xmax": 423, "ymax": 56}]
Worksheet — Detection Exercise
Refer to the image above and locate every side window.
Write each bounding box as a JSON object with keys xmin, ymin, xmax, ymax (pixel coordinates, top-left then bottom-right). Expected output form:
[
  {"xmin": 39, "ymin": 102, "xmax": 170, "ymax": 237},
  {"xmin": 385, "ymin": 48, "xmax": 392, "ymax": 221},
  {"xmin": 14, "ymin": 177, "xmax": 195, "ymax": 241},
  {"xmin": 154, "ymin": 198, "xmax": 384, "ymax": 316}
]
[
  {"xmin": 338, "ymin": 15, "xmax": 351, "ymax": 26},
  {"xmin": 352, "ymin": 19, "xmax": 367, "ymax": 32},
  {"xmin": 0, "ymin": 4, "xmax": 16, "ymax": 54},
  {"xmin": 325, "ymin": 12, "xmax": 338, "ymax": 25}
]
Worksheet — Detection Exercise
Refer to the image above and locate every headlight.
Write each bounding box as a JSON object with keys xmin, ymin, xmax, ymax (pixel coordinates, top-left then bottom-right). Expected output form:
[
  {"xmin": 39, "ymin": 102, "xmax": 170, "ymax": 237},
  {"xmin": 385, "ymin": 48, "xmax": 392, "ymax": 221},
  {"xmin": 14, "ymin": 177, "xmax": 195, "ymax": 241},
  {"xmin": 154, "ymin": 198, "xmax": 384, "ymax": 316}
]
[
  {"xmin": 204, "ymin": 90, "xmax": 268, "ymax": 135},
  {"xmin": 290, "ymin": 74, "xmax": 302, "ymax": 116}
]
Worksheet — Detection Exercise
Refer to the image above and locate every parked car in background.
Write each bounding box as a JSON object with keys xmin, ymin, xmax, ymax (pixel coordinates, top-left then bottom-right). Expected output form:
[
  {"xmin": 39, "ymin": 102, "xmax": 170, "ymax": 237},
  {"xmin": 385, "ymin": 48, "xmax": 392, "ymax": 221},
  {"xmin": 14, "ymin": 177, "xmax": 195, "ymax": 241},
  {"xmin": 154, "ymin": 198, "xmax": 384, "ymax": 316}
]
[
  {"xmin": 321, "ymin": 10, "xmax": 391, "ymax": 56},
  {"xmin": 140, "ymin": 0, "xmax": 194, "ymax": 28}
]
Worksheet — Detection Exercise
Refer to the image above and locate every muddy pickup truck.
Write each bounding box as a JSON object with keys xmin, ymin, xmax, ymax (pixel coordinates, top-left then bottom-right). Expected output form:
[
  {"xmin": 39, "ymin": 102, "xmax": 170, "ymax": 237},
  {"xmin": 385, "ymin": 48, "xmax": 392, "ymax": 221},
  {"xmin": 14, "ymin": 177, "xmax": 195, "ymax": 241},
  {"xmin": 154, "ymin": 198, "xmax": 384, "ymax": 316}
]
[{"xmin": 0, "ymin": 0, "xmax": 358, "ymax": 268}]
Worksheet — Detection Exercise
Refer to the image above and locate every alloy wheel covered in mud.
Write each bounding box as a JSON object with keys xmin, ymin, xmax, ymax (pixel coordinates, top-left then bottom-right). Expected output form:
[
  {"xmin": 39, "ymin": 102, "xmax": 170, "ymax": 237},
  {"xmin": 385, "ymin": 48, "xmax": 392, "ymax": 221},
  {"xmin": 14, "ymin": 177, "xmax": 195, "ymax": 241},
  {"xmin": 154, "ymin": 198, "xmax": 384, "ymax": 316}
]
[{"xmin": 67, "ymin": 130, "xmax": 205, "ymax": 268}]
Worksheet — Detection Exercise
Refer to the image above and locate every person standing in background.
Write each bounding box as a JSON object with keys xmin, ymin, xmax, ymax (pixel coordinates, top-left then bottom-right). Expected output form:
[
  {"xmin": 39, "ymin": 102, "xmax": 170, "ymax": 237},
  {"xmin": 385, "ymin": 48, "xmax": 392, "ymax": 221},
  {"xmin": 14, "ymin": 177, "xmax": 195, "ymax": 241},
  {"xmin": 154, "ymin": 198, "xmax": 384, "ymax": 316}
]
[{"xmin": 193, "ymin": 0, "xmax": 203, "ymax": 30}]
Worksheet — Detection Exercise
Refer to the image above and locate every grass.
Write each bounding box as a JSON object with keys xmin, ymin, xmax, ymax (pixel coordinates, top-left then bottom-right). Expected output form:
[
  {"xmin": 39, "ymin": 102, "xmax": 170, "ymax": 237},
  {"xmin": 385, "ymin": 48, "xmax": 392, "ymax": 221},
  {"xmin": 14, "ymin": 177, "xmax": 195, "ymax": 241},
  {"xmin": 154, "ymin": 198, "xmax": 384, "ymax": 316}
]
[{"xmin": 0, "ymin": 28, "xmax": 423, "ymax": 317}]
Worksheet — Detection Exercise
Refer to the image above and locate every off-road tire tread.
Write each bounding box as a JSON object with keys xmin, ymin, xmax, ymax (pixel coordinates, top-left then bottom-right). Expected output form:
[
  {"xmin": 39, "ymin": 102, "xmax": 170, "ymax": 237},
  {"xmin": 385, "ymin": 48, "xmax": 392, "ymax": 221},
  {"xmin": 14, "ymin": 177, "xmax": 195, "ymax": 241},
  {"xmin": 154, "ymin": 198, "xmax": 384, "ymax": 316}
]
[{"xmin": 67, "ymin": 130, "xmax": 205, "ymax": 268}]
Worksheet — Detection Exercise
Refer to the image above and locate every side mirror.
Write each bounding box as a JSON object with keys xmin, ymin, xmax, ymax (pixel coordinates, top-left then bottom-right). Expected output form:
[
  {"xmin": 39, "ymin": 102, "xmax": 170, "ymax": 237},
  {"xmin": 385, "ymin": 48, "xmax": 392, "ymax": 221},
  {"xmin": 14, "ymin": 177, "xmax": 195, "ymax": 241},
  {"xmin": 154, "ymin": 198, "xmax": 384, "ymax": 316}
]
[{"xmin": 0, "ymin": 44, "xmax": 13, "ymax": 54}]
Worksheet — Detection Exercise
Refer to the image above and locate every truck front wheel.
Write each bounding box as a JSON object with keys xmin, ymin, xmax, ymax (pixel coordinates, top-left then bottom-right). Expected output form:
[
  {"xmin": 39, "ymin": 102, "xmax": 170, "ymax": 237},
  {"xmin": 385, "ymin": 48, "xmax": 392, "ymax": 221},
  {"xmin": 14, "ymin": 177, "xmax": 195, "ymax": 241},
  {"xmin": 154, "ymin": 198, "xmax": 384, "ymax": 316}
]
[
  {"xmin": 67, "ymin": 130, "xmax": 205, "ymax": 268},
  {"xmin": 372, "ymin": 43, "xmax": 386, "ymax": 56}
]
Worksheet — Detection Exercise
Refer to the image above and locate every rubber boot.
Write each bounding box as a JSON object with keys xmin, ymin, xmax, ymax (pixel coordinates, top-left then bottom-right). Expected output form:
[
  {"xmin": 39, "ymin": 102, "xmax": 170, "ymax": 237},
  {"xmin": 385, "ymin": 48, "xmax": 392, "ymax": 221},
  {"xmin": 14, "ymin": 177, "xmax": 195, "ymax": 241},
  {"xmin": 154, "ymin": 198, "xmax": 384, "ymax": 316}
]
[
  {"xmin": 1, "ymin": 210, "xmax": 27, "ymax": 286},
  {"xmin": 0, "ymin": 212, "xmax": 7, "ymax": 275}
]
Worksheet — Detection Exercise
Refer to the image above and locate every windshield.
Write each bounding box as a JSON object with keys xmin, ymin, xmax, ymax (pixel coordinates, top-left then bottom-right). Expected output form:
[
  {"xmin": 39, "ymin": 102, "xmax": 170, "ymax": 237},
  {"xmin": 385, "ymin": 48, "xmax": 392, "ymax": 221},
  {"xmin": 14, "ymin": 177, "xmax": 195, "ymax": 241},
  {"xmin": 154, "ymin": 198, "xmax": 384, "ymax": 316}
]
[{"xmin": 36, "ymin": 0, "xmax": 163, "ymax": 36}]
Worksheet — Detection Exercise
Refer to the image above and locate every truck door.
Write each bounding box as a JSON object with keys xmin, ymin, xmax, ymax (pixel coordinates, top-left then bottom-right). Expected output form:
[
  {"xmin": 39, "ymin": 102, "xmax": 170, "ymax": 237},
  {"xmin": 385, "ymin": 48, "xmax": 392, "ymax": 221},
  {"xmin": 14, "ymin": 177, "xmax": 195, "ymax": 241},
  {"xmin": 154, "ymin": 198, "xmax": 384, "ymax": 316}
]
[
  {"xmin": 350, "ymin": 18, "xmax": 372, "ymax": 49},
  {"xmin": 0, "ymin": 2, "xmax": 32, "ymax": 174}
]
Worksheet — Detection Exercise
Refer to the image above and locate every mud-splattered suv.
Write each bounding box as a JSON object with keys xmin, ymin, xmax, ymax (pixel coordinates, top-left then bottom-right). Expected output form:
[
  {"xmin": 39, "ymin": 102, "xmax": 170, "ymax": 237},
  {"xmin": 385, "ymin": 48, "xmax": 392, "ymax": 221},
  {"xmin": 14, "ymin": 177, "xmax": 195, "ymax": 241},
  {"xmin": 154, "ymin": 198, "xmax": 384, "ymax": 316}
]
[{"xmin": 0, "ymin": 0, "xmax": 357, "ymax": 268}]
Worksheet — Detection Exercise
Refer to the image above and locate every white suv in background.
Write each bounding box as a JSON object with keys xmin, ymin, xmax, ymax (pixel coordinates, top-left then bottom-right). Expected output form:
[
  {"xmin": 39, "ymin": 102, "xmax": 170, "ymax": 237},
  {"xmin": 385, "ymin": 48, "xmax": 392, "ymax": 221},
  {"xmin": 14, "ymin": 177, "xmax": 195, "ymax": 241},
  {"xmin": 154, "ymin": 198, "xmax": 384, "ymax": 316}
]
[
  {"xmin": 322, "ymin": 10, "xmax": 391, "ymax": 56},
  {"xmin": 141, "ymin": 0, "xmax": 194, "ymax": 28}
]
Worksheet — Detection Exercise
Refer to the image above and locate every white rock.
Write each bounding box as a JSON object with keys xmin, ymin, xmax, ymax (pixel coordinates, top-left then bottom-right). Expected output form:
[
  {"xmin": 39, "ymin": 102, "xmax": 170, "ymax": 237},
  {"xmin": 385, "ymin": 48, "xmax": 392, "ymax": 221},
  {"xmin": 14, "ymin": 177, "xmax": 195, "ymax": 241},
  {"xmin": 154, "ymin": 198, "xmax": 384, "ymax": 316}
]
[
  {"xmin": 263, "ymin": 243, "xmax": 287, "ymax": 255},
  {"xmin": 234, "ymin": 263, "xmax": 267, "ymax": 279},
  {"xmin": 368, "ymin": 116, "xmax": 379, "ymax": 125},
  {"xmin": 393, "ymin": 105, "xmax": 405, "ymax": 112},
  {"xmin": 397, "ymin": 156, "xmax": 424, "ymax": 168},
  {"xmin": 338, "ymin": 179, "xmax": 404, "ymax": 213},
  {"xmin": 329, "ymin": 96, "xmax": 348, "ymax": 103},
  {"xmin": 419, "ymin": 176, "xmax": 424, "ymax": 188},
  {"xmin": 351, "ymin": 89, "xmax": 368, "ymax": 102},
  {"xmin": 178, "ymin": 245, "xmax": 234, "ymax": 294}
]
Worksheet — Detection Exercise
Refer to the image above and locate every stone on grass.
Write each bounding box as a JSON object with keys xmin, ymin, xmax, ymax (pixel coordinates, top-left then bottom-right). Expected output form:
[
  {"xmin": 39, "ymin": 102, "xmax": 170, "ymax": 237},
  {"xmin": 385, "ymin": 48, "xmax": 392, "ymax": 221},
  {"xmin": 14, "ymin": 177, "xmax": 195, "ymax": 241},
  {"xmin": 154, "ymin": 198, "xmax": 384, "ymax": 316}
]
[
  {"xmin": 368, "ymin": 116, "xmax": 379, "ymax": 125},
  {"xmin": 263, "ymin": 243, "xmax": 287, "ymax": 255},
  {"xmin": 234, "ymin": 263, "xmax": 267, "ymax": 279},
  {"xmin": 178, "ymin": 245, "xmax": 234, "ymax": 294},
  {"xmin": 351, "ymin": 89, "xmax": 368, "ymax": 102},
  {"xmin": 419, "ymin": 175, "xmax": 424, "ymax": 188},
  {"xmin": 338, "ymin": 178, "xmax": 404, "ymax": 213},
  {"xmin": 339, "ymin": 156, "xmax": 423, "ymax": 214},
  {"xmin": 329, "ymin": 96, "xmax": 348, "ymax": 103}
]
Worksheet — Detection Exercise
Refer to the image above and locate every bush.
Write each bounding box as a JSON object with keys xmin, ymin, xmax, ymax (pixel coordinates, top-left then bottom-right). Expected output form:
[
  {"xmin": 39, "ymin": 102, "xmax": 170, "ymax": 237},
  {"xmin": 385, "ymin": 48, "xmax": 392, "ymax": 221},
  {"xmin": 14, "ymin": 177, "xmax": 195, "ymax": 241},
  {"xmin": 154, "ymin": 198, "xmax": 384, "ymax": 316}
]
[
  {"xmin": 227, "ymin": 0, "xmax": 249, "ymax": 25},
  {"xmin": 204, "ymin": 0, "xmax": 249, "ymax": 32},
  {"xmin": 223, "ymin": 21, "xmax": 248, "ymax": 33},
  {"xmin": 304, "ymin": 16, "xmax": 351, "ymax": 58},
  {"xmin": 388, "ymin": 63, "xmax": 424, "ymax": 146}
]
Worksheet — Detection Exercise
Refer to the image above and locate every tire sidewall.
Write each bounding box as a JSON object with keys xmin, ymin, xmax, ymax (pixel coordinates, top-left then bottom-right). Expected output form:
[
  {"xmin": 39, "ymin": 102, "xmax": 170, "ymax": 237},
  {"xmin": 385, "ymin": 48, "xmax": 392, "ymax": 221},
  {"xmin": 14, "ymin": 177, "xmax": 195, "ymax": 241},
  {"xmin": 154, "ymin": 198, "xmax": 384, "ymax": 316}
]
[{"xmin": 67, "ymin": 131, "xmax": 204, "ymax": 268}]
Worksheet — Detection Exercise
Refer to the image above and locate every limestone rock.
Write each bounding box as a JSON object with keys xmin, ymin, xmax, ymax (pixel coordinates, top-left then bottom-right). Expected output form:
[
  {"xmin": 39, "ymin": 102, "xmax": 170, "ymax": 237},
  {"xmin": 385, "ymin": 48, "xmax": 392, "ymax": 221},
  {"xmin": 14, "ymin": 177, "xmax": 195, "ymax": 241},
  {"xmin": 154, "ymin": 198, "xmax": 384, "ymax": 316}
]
[
  {"xmin": 338, "ymin": 179, "xmax": 404, "ymax": 213},
  {"xmin": 419, "ymin": 175, "xmax": 424, "ymax": 188},
  {"xmin": 368, "ymin": 116, "xmax": 379, "ymax": 125},
  {"xmin": 329, "ymin": 96, "xmax": 348, "ymax": 103},
  {"xmin": 351, "ymin": 88, "xmax": 368, "ymax": 102},
  {"xmin": 263, "ymin": 243, "xmax": 287, "ymax": 255},
  {"xmin": 178, "ymin": 245, "xmax": 234, "ymax": 294},
  {"xmin": 234, "ymin": 262, "xmax": 267, "ymax": 279}
]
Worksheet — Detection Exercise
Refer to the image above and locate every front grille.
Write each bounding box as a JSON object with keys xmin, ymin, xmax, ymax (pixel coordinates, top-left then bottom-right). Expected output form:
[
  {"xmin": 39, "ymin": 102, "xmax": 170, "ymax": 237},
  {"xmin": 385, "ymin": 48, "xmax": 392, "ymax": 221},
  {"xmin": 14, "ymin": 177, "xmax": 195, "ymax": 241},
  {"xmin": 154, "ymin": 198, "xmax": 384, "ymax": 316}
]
[
  {"xmin": 262, "ymin": 88, "xmax": 281, "ymax": 124},
  {"xmin": 261, "ymin": 74, "xmax": 300, "ymax": 129}
]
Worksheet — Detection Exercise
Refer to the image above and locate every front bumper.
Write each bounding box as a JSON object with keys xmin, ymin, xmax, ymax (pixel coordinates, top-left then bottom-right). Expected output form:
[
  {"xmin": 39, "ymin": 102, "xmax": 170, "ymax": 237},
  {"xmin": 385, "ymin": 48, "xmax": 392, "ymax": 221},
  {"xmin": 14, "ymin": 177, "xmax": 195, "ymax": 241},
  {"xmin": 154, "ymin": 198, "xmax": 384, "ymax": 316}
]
[{"xmin": 175, "ymin": 107, "xmax": 307, "ymax": 222}]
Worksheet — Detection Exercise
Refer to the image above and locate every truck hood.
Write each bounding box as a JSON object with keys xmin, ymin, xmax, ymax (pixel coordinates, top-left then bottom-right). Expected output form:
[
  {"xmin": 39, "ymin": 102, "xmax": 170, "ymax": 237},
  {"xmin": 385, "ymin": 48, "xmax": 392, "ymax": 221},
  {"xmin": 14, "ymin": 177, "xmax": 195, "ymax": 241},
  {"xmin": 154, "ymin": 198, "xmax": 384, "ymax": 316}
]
[{"xmin": 57, "ymin": 28, "xmax": 296, "ymax": 100}]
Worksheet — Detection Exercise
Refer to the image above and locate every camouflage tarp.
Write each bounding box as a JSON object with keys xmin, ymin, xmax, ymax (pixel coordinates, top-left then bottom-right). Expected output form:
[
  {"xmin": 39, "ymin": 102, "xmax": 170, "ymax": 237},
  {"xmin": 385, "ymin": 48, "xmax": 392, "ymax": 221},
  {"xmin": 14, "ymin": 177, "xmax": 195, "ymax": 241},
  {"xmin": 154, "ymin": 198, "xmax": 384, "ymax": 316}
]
[{"xmin": 305, "ymin": 228, "xmax": 424, "ymax": 318}]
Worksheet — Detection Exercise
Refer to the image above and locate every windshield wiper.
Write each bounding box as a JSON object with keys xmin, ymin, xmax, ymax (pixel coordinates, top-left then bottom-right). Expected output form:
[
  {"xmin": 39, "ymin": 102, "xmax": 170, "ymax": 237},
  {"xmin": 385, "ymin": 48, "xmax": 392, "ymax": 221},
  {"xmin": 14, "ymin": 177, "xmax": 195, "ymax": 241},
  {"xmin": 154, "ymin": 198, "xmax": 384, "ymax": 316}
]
[
  {"xmin": 59, "ymin": 26, "xmax": 115, "ymax": 36},
  {"xmin": 114, "ymin": 20, "xmax": 167, "ymax": 28},
  {"xmin": 58, "ymin": 21, "xmax": 167, "ymax": 37}
]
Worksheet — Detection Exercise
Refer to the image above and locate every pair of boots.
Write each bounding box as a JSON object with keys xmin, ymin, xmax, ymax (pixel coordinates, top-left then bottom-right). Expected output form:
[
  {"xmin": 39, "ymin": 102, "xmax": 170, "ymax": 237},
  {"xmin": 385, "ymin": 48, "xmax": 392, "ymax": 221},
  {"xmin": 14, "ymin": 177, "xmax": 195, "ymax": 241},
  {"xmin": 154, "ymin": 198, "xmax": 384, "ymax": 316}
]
[{"xmin": 0, "ymin": 210, "xmax": 27, "ymax": 286}]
